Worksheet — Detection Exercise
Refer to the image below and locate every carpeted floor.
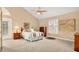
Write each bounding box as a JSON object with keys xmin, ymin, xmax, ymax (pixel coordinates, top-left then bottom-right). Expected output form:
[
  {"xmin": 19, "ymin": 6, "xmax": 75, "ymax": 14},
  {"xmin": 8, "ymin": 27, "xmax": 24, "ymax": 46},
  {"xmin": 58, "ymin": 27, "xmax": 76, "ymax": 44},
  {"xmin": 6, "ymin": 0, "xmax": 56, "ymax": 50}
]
[{"xmin": 2, "ymin": 38, "xmax": 74, "ymax": 52}]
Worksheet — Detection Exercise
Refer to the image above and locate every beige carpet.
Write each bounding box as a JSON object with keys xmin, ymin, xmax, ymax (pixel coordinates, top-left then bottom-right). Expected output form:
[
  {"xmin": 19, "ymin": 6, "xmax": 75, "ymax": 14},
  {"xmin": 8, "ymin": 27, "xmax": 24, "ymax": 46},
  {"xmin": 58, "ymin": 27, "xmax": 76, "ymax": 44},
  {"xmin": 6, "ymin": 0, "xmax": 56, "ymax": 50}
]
[{"xmin": 2, "ymin": 38, "xmax": 74, "ymax": 52}]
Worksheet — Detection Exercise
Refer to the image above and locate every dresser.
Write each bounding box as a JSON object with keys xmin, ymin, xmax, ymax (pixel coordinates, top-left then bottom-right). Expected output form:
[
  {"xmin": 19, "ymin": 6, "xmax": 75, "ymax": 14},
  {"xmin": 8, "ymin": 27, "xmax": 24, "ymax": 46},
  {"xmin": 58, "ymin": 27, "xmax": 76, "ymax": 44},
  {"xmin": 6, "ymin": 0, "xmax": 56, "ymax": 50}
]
[
  {"xmin": 74, "ymin": 33, "xmax": 79, "ymax": 51},
  {"xmin": 13, "ymin": 33, "xmax": 21, "ymax": 39},
  {"xmin": 39, "ymin": 27, "xmax": 47, "ymax": 37}
]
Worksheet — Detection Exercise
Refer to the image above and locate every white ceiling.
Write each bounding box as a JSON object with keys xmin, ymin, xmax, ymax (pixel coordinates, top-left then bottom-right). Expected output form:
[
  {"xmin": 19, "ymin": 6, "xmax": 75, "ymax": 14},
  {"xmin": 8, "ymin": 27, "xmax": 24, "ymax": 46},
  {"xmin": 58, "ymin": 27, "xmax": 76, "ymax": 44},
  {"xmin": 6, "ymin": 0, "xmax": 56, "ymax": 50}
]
[{"xmin": 25, "ymin": 7, "xmax": 79, "ymax": 20}]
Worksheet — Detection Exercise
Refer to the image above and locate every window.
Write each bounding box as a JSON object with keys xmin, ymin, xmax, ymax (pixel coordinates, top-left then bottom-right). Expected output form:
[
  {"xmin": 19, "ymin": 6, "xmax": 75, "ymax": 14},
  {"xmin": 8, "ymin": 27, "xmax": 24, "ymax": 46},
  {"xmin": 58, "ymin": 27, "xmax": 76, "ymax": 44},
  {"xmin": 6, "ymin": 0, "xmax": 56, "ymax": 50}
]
[{"xmin": 48, "ymin": 19, "xmax": 59, "ymax": 34}]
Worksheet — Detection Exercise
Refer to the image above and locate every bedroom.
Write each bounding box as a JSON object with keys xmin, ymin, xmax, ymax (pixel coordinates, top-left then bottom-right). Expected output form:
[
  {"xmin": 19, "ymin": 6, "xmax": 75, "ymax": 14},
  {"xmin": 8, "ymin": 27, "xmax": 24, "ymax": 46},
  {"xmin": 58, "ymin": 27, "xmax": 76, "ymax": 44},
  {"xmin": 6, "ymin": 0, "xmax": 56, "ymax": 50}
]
[{"xmin": 0, "ymin": 7, "xmax": 79, "ymax": 52}]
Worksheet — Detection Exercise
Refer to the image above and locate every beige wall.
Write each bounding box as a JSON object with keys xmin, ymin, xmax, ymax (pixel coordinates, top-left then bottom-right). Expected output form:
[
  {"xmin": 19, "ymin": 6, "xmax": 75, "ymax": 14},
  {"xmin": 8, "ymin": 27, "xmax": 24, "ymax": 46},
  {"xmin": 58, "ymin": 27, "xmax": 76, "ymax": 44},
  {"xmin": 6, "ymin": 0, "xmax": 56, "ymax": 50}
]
[
  {"xmin": 6, "ymin": 7, "xmax": 39, "ymax": 31},
  {"xmin": 40, "ymin": 11, "xmax": 79, "ymax": 32},
  {"xmin": 39, "ymin": 11, "xmax": 79, "ymax": 41}
]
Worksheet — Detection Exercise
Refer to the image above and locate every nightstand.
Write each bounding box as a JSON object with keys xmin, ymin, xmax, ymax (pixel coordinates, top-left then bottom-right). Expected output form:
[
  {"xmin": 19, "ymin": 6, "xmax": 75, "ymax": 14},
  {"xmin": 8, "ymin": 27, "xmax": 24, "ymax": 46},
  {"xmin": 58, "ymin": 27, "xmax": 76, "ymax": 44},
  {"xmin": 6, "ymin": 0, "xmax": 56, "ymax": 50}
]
[{"xmin": 13, "ymin": 33, "xmax": 21, "ymax": 39}]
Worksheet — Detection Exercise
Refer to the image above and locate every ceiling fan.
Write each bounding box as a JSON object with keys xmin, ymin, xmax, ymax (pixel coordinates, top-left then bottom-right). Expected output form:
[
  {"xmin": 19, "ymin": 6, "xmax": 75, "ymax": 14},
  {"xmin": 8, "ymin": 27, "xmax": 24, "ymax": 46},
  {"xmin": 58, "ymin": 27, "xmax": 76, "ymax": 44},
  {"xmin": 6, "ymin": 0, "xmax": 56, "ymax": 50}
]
[{"xmin": 35, "ymin": 7, "xmax": 47, "ymax": 15}]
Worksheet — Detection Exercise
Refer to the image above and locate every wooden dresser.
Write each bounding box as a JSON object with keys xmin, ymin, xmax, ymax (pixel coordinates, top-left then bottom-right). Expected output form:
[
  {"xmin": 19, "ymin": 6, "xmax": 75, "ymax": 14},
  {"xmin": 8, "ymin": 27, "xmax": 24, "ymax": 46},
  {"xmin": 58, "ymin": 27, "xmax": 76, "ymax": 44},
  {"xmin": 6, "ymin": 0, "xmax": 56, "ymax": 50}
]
[
  {"xmin": 13, "ymin": 33, "xmax": 21, "ymax": 40},
  {"xmin": 74, "ymin": 33, "xmax": 79, "ymax": 51},
  {"xmin": 39, "ymin": 27, "xmax": 47, "ymax": 37}
]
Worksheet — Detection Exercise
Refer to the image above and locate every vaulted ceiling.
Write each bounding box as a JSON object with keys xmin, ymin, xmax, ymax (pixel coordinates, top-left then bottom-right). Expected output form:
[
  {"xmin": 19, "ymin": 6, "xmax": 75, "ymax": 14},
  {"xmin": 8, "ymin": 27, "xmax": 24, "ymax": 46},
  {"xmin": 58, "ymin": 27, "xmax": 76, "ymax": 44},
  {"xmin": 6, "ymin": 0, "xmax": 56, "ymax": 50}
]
[{"xmin": 25, "ymin": 7, "xmax": 79, "ymax": 20}]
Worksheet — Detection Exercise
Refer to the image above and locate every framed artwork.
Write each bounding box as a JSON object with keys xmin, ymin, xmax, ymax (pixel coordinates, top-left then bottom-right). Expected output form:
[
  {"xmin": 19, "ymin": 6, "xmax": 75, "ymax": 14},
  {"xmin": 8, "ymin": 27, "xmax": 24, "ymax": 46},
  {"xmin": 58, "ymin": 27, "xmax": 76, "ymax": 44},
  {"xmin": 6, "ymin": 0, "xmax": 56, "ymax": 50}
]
[{"xmin": 59, "ymin": 19, "xmax": 76, "ymax": 32}]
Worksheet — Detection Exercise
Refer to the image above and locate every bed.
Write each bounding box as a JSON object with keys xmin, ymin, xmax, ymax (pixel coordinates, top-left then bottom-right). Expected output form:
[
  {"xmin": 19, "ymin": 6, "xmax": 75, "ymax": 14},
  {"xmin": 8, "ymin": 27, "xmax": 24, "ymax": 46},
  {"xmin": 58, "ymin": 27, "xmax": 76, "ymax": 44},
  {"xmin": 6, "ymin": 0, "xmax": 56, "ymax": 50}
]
[
  {"xmin": 21, "ymin": 31, "xmax": 44, "ymax": 42},
  {"xmin": 21, "ymin": 23, "xmax": 44, "ymax": 41}
]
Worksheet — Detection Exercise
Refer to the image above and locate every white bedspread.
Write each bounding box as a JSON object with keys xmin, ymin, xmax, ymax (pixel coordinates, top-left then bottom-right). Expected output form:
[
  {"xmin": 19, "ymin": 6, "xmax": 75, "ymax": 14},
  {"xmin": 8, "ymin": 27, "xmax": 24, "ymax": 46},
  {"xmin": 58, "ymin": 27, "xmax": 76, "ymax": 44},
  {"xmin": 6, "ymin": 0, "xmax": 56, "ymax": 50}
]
[{"xmin": 22, "ymin": 32, "xmax": 43, "ymax": 41}]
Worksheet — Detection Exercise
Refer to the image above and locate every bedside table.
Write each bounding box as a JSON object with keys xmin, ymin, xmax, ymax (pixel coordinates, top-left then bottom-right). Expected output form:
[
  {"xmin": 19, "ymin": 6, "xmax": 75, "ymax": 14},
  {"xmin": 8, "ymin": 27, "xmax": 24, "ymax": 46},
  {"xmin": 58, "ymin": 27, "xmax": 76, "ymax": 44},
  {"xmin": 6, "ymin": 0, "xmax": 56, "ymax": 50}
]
[{"xmin": 13, "ymin": 33, "xmax": 21, "ymax": 39}]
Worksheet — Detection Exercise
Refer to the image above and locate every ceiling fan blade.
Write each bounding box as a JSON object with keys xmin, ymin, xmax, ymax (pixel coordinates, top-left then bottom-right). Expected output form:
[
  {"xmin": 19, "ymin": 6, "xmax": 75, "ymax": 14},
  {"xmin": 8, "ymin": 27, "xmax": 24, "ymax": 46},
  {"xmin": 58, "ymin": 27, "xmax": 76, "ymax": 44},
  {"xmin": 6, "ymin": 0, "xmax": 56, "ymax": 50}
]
[{"xmin": 36, "ymin": 10, "xmax": 47, "ymax": 12}]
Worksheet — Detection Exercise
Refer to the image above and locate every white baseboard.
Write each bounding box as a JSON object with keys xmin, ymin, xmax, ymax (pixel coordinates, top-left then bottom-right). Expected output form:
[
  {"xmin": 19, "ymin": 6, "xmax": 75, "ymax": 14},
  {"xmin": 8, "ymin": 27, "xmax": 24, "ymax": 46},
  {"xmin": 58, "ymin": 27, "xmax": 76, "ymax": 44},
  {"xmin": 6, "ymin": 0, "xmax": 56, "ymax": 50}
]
[{"xmin": 47, "ymin": 36, "xmax": 74, "ymax": 42}]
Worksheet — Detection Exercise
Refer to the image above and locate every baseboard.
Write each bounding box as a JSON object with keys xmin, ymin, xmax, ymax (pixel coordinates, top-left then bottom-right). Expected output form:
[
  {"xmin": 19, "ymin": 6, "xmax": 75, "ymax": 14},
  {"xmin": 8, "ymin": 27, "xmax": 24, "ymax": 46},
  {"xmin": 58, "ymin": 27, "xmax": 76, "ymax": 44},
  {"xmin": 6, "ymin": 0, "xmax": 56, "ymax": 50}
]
[{"xmin": 47, "ymin": 36, "xmax": 74, "ymax": 42}]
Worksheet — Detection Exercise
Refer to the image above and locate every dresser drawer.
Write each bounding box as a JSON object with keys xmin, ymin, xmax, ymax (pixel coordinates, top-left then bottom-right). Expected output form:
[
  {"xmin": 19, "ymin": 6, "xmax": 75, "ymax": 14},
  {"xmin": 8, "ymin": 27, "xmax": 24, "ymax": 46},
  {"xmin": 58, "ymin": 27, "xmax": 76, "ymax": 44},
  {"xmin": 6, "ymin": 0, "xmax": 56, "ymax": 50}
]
[{"xmin": 13, "ymin": 33, "xmax": 21, "ymax": 39}]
